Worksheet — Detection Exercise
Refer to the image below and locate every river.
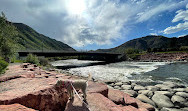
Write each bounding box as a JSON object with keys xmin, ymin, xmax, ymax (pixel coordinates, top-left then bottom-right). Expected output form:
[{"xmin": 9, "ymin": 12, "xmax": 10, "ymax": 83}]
[{"xmin": 51, "ymin": 59, "xmax": 188, "ymax": 85}]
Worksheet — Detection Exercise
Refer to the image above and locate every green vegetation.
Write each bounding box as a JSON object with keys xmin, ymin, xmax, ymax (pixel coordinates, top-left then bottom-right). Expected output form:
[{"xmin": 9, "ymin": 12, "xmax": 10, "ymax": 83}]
[
  {"xmin": 124, "ymin": 48, "xmax": 144, "ymax": 60},
  {"xmin": 13, "ymin": 23, "xmax": 75, "ymax": 51},
  {"xmin": 25, "ymin": 54, "xmax": 39, "ymax": 65},
  {"xmin": 25, "ymin": 54, "xmax": 51, "ymax": 66},
  {"xmin": 0, "ymin": 57, "xmax": 8, "ymax": 74},
  {"xmin": 0, "ymin": 12, "xmax": 18, "ymax": 62},
  {"xmin": 38, "ymin": 57, "xmax": 49, "ymax": 66}
]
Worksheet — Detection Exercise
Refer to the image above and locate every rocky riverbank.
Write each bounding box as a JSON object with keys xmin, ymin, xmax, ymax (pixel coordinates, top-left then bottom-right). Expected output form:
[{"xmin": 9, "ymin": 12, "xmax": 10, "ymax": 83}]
[
  {"xmin": 107, "ymin": 80, "xmax": 188, "ymax": 111},
  {"xmin": 139, "ymin": 52, "xmax": 188, "ymax": 62},
  {"xmin": 0, "ymin": 63, "xmax": 155, "ymax": 111}
]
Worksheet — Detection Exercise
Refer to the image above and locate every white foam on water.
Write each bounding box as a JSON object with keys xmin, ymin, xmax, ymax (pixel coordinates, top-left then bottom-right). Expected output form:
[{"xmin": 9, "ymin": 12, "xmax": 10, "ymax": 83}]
[
  {"xmin": 51, "ymin": 59, "xmax": 102, "ymax": 66},
  {"xmin": 64, "ymin": 60, "xmax": 168, "ymax": 82}
]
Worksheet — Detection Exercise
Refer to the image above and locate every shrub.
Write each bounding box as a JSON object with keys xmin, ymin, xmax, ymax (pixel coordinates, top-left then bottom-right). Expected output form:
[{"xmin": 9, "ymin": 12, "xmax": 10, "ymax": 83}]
[
  {"xmin": 38, "ymin": 57, "xmax": 49, "ymax": 66},
  {"xmin": 25, "ymin": 54, "xmax": 39, "ymax": 65},
  {"xmin": 0, "ymin": 58, "xmax": 8, "ymax": 74}
]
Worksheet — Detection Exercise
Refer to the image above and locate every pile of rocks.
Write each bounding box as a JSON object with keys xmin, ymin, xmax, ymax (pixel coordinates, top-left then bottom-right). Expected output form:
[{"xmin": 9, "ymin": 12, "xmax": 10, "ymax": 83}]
[
  {"xmin": 0, "ymin": 63, "xmax": 156, "ymax": 111},
  {"xmin": 107, "ymin": 81, "xmax": 188, "ymax": 111}
]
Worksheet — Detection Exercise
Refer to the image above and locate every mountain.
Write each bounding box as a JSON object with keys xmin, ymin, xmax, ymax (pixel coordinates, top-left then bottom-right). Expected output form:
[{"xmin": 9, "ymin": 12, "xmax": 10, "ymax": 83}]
[
  {"xmin": 95, "ymin": 35, "xmax": 188, "ymax": 53},
  {"xmin": 12, "ymin": 23, "xmax": 75, "ymax": 51}
]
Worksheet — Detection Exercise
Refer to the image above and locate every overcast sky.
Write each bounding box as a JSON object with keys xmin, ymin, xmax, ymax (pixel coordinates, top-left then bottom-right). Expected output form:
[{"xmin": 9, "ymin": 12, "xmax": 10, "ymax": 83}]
[{"xmin": 0, "ymin": 0, "xmax": 187, "ymax": 50}]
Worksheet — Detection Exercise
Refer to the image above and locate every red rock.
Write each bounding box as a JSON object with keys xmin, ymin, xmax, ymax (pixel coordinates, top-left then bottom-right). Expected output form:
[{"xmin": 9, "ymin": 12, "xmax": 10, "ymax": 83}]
[
  {"xmin": 124, "ymin": 93, "xmax": 138, "ymax": 107},
  {"xmin": 21, "ymin": 63, "xmax": 31, "ymax": 68},
  {"xmin": 0, "ymin": 103, "xmax": 36, "ymax": 111},
  {"xmin": 87, "ymin": 81, "xmax": 108, "ymax": 97},
  {"xmin": 0, "ymin": 78, "xmax": 68, "ymax": 111},
  {"xmin": 108, "ymin": 88, "xmax": 125, "ymax": 105},
  {"xmin": 65, "ymin": 93, "xmax": 118, "ymax": 111},
  {"xmin": 135, "ymin": 99, "xmax": 155, "ymax": 111},
  {"xmin": 87, "ymin": 93, "xmax": 117, "ymax": 111},
  {"xmin": 121, "ymin": 105, "xmax": 140, "ymax": 111},
  {"xmin": 0, "ymin": 75, "xmax": 21, "ymax": 82},
  {"xmin": 20, "ymin": 71, "xmax": 35, "ymax": 78},
  {"xmin": 111, "ymin": 105, "xmax": 140, "ymax": 111}
]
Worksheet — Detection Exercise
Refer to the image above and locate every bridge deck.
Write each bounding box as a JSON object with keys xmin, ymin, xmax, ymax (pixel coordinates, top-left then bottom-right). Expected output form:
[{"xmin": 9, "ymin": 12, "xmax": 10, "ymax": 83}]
[
  {"xmin": 18, "ymin": 51, "xmax": 121, "ymax": 57},
  {"xmin": 18, "ymin": 51, "xmax": 123, "ymax": 62}
]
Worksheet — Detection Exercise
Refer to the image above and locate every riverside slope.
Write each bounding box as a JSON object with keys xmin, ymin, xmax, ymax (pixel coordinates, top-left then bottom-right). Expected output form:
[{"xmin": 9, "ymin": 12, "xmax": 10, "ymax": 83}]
[{"xmin": 0, "ymin": 63, "xmax": 154, "ymax": 111}]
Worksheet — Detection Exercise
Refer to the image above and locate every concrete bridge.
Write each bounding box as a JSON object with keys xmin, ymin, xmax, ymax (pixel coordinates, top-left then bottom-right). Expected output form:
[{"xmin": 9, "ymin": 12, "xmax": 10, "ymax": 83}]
[{"xmin": 18, "ymin": 51, "xmax": 125, "ymax": 62}]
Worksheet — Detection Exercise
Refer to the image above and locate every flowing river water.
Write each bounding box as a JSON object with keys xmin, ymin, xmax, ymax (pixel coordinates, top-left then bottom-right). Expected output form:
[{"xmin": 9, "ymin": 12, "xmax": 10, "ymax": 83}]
[{"xmin": 51, "ymin": 59, "xmax": 188, "ymax": 85}]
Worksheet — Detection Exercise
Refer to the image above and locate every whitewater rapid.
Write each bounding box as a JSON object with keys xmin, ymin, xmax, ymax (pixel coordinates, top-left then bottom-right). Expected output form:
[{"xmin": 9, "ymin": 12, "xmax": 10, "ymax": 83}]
[{"xmin": 51, "ymin": 59, "xmax": 169, "ymax": 82}]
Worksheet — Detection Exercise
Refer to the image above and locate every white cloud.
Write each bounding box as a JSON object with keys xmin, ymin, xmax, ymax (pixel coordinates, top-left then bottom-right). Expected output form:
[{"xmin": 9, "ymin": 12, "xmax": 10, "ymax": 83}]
[
  {"xmin": 164, "ymin": 22, "xmax": 188, "ymax": 34},
  {"xmin": 0, "ymin": 0, "xmax": 187, "ymax": 48},
  {"xmin": 150, "ymin": 33, "xmax": 158, "ymax": 35},
  {"xmin": 136, "ymin": 1, "xmax": 186, "ymax": 23},
  {"xmin": 164, "ymin": 4, "xmax": 188, "ymax": 34}
]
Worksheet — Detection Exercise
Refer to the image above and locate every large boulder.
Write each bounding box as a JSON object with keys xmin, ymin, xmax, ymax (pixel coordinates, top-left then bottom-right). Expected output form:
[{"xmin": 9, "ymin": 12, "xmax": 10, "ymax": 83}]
[
  {"xmin": 124, "ymin": 93, "xmax": 138, "ymax": 107},
  {"xmin": 85, "ymin": 93, "xmax": 117, "ymax": 111},
  {"xmin": 0, "ymin": 103, "xmax": 36, "ymax": 111},
  {"xmin": 0, "ymin": 78, "xmax": 68, "ymax": 111},
  {"xmin": 152, "ymin": 93, "xmax": 174, "ymax": 108},
  {"xmin": 108, "ymin": 89, "xmax": 124, "ymax": 105},
  {"xmin": 135, "ymin": 99, "xmax": 155, "ymax": 111},
  {"xmin": 87, "ymin": 81, "xmax": 108, "ymax": 97}
]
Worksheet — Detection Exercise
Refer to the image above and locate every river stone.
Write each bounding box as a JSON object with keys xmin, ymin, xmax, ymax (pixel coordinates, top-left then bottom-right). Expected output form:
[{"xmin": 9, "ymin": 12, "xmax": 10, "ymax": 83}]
[
  {"xmin": 147, "ymin": 86, "xmax": 160, "ymax": 92},
  {"xmin": 171, "ymin": 95, "xmax": 187, "ymax": 106},
  {"xmin": 152, "ymin": 93, "xmax": 174, "ymax": 108},
  {"xmin": 134, "ymin": 85, "xmax": 146, "ymax": 91},
  {"xmin": 163, "ymin": 82, "xmax": 179, "ymax": 88},
  {"xmin": 122, "ymin": 90, "xmax": 137, "ymax": 97},
  {"xmin": 155, "ymin": 91, "xmax": 174, "ymax": 97},
  {"xmin": 122, "ymin": 80, "xmax": 131, "ymax": 85},
  {"xmin": 160, "ymin": 107, "xmax": 183, "ymax": 111},
  {"xmin": 115, "ymin": 82, "xmax": 123, "ymax": 86},
  {"xmin": 114, "ymin": 86, "xmax": 121, "ymax": 89},
  {"xmin": 176, "ymin": 92, "xmax": 188, "ymax": 98},
  {"xmin": 109, "ymin": 83, "xmax": 115, "ymax": 87},
  {"xmin": 181, "ymin": 107, "xmax": 188, "ymax": 111},
  {"xmin": 173, "ymin": 88, "xmax": 187, "ymax": 92},
  {"xmin": 185, "ymin": 88, "xmax": 188, "ymax": 93},
  {"xmin": 138, "ymin": 90, "xmax": 154, "ymax": 98},
  {"xmin": 136, "ymin": 94, "xmax": 156, "ymax": 107},
  {"xmin": 131, "ymin": 83, "xmax": 137, "ymax": 88},
  {"xmin": 171, "ymin": 95, "xmax": 186, "ymax": 103},
  {"xmin": 155, "ymin": 84, "xmax": 169, "ymax": 90},
  {"xmin": 121, "ymin": 85, "xmax": 132, "ymax": 90}
]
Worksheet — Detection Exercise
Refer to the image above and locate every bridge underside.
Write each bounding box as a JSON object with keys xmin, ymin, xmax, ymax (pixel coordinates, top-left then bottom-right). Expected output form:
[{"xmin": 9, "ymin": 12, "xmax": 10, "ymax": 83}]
[{"xmin": 18, "ymin": 51, "xmax": 123, "ymax": 62}]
